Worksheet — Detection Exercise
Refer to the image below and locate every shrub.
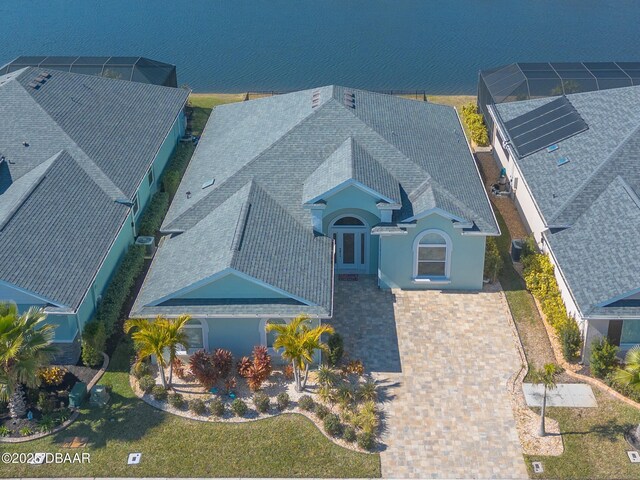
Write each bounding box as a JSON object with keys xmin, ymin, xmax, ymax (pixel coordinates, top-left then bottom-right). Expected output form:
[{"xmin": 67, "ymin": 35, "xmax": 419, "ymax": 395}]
[
  {"xmin": 314, "ymin": 403, "xmax": 330, "ymax": 420},
  {"xmin": 171, "ymin": 357, "xmax": 188, "ymax": 380},
  {"xmin": 210, "ymin": 397, "xmax": 225, "ymax": 417},
  {"xmin": 483, "ymin": 237, "xmax": 503, "ymax": 283},
  {"xmin": 82, "ymin": 320, "xmax": 106, "ymax": 367},
  {"xmin": 343, "ymin": 426, "xmax": 357, "ymax": 442},
  {"xmin": 212, "ymin": 349, "xmax": 233, "ymax": 379},
  {"xmin": 138, "ymin": 375, "xmax": 156, "ymax": 393},
  {"xmin": 168, "ymin": 393, "xmax": 185, "ymax": 409},
  {"xmin": 559, "ymin": 319, "xmax": 582, "ymax": 362},
  {"xmin": 590, "ymin": 337, "xmax": 619, "ymax": 378},
  {"xmin": 38, "ymin": 366, "xmax": 67, "ymax": 386},
  {"xmin": 237, "ymin": 346, "xmax": 272, "ymax": 391},
  {"xmin": 55, "ymin": 408, "xmax": 71, "ymax": 423},
  {"xmin": 343, "ymin": 360, "xmax": 364, "ymax": 377},
  {"xmin": 354, "ymin": 401, "xmax": 379, "ymax": 435},
  {"xmin": 460, "ymin": 103, "xmax": 489, "ymax": 147},
  {"xmin": 357, "ymin": 378, "xmax": 378, "ymax": 402},
  {"xmin": 283, "ymin": 364, "xmax": 294, "ymax": 380},
  {"xmin": 151, "ymin": 385, "xmax": 168, "ymax": 401},
  {"xmin": 37, "ymin": 392, "xmax": 56, "ymax": 414},
  {"xmin": 19, "ymin": 427, "xmax": 33, "ymax": 437},
  {"xmin": 231, "ymin": 398, "xmax": 248, "ymax": 417},
  {"xmin": 276, "ymin": 392, "xmax": 290, "ymax": 411},
  {"xmin": 253, "ymin": 392, "xmax": 270, "ymax": 413},
  {"xmin": 224, "ymin": 376, "xmax": 237, "ymax": 394},
  {"xmin": 131, "ymin": 361, "xmax": 151, "ymax": 379},
  {"xmin": 317, "ymin": 365, "xmax": 337, "ymax": 387},
  {"xmin": 189, "ymin": 399, "xmax": 207, "ymax": 415},
  {"xmin": 606, "ymin": 373, "xmax": 640, "ymax": 403},
  {"xmin": 96, "ymin": 244, "xmax": 146, "ymax": 337},
  {"xmin": 138, "ymin": 191, "xmax": 170, "ymax": 236},
  {"xmin": 323, "ymin": 413, "xmax": 343, "ymax": 437},
  {"xmin": 162, "ymin": 170, "xmax": 182, "ymax": 198},
  {"xmin": 189, "ymin": 350, "xmax": 218, "ymax": 389},
  {"xmin": 520, "ymin": 235, "xmax": 538, "ymax": 262},
  {"xmin": 38, "ymin": 414, "xmax": 56, "ymax": 433},
  {"xmin": 357, "ymin": 431, "xmax": 376, "ymax": 451},
  {"xmin": 327, "ymin": 333, "xmax": 344, "ymax": 367},
  {"xmin": 0, "ymin": 426, "xmax": 10, "ymax": 437},
  {"xmin": 298, "ymin": 395, "xmax": 315, "ymax": 411}
]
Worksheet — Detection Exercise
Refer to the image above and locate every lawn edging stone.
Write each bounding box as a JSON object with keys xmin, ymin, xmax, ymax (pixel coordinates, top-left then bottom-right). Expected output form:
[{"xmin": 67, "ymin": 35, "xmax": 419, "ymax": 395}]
[{"xmin": 0, "ymin": 352, "xmax": 110, "ymax": 444}]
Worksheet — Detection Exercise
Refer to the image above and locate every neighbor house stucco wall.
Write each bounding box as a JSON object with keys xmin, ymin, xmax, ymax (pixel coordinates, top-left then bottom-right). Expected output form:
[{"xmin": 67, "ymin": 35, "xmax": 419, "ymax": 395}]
[{"xmin": 378, "ymin": 213, "xmax": 487, "ymax": 290}]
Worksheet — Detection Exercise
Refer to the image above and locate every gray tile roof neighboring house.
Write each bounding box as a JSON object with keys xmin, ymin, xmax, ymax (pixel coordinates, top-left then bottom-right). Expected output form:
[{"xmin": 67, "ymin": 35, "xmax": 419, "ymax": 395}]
[
  {"xmin": 494, "ymin": 85, "xmax": 640, "ymax": 319},
  {"xmin": 0, "ymin": 67, "xmax": 188, "ymax": 310},
  {"xmin": 133, "ymin": 86, "xmax": 497, "ymax": 318}
]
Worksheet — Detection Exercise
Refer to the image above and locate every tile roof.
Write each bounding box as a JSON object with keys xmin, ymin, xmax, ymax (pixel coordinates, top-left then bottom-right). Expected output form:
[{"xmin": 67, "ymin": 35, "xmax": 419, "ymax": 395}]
[
  {"xmin": 495, "ymin": 85, "xmax": 640, "ymax": 318},
  {"xmin": 134, "ymin": 86, "xmax": 496, "ymax": 317},
  {"xmin": 0, "ymin": 67, "xmax": 188, "ymax": 309}
]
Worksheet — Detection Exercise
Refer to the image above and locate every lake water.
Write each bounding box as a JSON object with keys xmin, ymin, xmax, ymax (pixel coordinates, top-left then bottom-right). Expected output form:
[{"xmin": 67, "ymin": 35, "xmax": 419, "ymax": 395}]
[{"xmin": 1, "ymin": 0, "xmax": 639, "ymax": 93}]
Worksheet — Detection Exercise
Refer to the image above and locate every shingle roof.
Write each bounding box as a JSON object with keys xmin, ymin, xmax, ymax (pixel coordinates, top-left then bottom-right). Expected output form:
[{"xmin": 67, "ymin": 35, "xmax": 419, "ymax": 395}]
[
  {"xmin": 0, "ymin": 67, "xmax": 188, "ymax": 309},
  {"xmin": 495, "ymin": 85, "xmax": 640, "ymax": 318},
  {"xmin": 134, "ymin": 86, "xmax": 496, "ymax": 317}
]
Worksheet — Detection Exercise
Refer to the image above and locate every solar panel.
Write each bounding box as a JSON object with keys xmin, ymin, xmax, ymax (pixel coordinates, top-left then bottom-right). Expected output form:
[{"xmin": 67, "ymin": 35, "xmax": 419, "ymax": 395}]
[{"xmin": 503, "ymin": 96, "xmax": 588, "ymax": 158}]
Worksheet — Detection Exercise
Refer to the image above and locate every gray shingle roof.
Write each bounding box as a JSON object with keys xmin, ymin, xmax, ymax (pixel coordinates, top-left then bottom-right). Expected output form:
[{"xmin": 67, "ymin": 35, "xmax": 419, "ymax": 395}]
[
  {"xmin": 495, "ymin": 85, "xmax": 640, "ymax": 318},
  {"xmin": 0, "ymin": 67, "xmax": 188, "ymax": 309},
  {"xmin": 134, "ymin": 86, "xmax": 496, "ymax": 317}
]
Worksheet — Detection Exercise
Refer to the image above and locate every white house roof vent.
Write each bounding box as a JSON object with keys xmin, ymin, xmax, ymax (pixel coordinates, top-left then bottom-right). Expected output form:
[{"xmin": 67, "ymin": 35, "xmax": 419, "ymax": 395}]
[{"xmin": 311, "ymin": 89, "xmax": 321, "ymax": 108}]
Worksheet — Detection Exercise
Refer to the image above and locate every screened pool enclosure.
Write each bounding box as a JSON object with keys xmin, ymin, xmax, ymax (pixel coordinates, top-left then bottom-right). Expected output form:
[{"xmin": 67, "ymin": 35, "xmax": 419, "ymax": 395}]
[
  {"xmin": 0, "ymin": 56, "xmax": 178, "ymax": 87},
  {"xmin": 478, "ymin": 62, "xmax": 640, "ymax": 131}
]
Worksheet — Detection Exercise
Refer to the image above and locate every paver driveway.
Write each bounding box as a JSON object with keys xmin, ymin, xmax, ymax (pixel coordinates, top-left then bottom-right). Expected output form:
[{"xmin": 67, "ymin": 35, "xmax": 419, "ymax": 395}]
[{"xmin": 331, "ymin": 276, "xmax": 527, "ymax": 479}]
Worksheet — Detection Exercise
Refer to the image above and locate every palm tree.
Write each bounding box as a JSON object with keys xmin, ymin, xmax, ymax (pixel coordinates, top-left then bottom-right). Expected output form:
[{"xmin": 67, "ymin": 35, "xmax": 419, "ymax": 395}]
[
  {"xmin": 266, "ymin": 314, "xmax": 334, "ymax": 392},
  {"xmin": 124, "ymin": 318, "xmax": 172, "ymax": 388},
  {"xmin": 164, "ymin": 315, "xmax": 191, "ymax": 387},
  {"xmin": 614, "ymin": 346, "xmax": 640, "ymax": 441},
  {"xmin": 0, "ymin": 302, "xmax": 57, "ymax": 419},
  {"xmin": 530, "ymin": 363, "xmax": 562, "ymax": 437}
]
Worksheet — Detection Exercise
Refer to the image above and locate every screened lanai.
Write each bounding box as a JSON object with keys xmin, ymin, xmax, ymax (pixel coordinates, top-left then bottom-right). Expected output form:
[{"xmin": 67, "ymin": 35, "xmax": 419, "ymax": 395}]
[
  {"xmin": 0, "ymin": 56, "xmax": 178, "ymax": 87},
  {"xmin": 478, "ymin": 62, "xmax": 640, "ymax": 131}
]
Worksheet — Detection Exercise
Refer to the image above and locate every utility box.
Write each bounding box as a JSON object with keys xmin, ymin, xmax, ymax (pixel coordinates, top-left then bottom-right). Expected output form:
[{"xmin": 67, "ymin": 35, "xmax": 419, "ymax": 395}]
[
  {"xmin": 511, "ymin": 239, "xmax": 523, "ymax": 263},
  {"xmin": 135, "ymin": 236, "xmax": 156, "ymax": 259},
  {"xmin": 90, "ymin": 385, "xmax": 110, "ymax": 407},
  {"xmin": 69, "ymin": 381, "xmax": 87, "ymax": 409}
]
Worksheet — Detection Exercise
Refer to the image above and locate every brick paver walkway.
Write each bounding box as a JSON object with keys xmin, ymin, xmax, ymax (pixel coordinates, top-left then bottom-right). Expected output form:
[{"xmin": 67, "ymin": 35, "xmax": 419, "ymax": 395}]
[{"xmin": 331, "ymin": 276, "xmax": 527, "ymax": 479}]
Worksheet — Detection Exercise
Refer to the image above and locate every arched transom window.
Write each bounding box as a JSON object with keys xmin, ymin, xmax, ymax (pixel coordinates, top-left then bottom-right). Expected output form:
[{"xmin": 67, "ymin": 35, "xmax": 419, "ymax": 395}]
[{"xmin": 414, "ymin": 230, "xmax": 451, "ymax": 280}]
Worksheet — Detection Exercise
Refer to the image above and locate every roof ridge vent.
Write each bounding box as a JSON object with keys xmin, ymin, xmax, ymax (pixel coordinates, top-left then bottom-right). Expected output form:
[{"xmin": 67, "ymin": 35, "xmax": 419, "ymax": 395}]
[{"xmin": 343, "ymin": 91, "xmax": 355, "ymax": 109}]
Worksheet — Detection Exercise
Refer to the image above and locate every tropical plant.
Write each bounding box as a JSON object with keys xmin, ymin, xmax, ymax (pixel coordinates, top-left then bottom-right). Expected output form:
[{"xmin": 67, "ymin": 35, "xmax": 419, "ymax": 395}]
[
  {"xmin": 162, "ymin": 315, "xmax": 191, "ymax": 387},
  {"xmin": 343, "ymin": 426, "xmax": 357, "ymax": 442},
  {"xmin": 266, "ymin": 315, "xmax": 335, "ymax": 392},
  {"xmin": 614, "ymin": 347, "xmax": 640, "ymax": 440},
  {"xmin": 253, "ymin": 392, "xmax": 270, "ymax": 413},
  {"xmin": 55, "ymin": 408, "xmax": 71, "ymax": 423},
  {"xmin": 0, "ymin": 303, "xmax": 57, "ymax": 419},
  {"xmin": 357, "ymin": 431, "xmax": 375, "ymax": 451},
  {"xmin": 323, "ymin": 413, "xmax": 343, "ymax": 437},
  {"xmin": 224, "ymin": 376, "xmax": 237, "ymax": 394},
  {"xmin": 210, "ymin": 397, "xmax": 225, "ymax": 417},
  {"xmin": 276, "ymin": 392, "xmax": 289, "ymax": 410},
  {"xmin": 0, "ymin": 426, "xmax": 10, "ymax": 437},
  {"xmin": 317, "ymin": 365, "xmax": 337, "ymax": 387},
  {"xmin": 38, "ymin": 414, "xmax": 56, "ymax": 432},
  {"xmin": 298, "ymin": 394, "xmax": 314, "ymax": 411},
  {"xmin": 131, "ymin": 360, "xmax": 151, "ymax": 379},
  {"xmin": 327, "ymin": 333, "xmax": 344, "ymax": 367},
  {"xmin": 189, "ymin": 350, "xmax": 218, "ymax": 389},
  {"xmin": 151, "ymin": 385, "xmax": 168, "ymax": 401},
  {"xmin": 189, "ymin": 398, "xmax": 207, "ymax": 415},
  {"xmin": 37, "ymin": 392, "xmax": 56, "ymax": 414},
  {"xmin": 460, "ymin": 103, "xmax": 489, "ymax": 146},
  {"xmin": 483, "ymin": 237, "xmax": 503, "ymax": 283},
  {"xmin": 124, "ymin": 317, "xmax": 173, "ymax": 388},
  {"xmin": 231, "ymin": 398, "xmax": 248, "ymax": 417},
  {"xmin": 138, "ymin": 375, "xmax": 156, "ymax": 393},
  {"xmin": 530, "ymin": 363, "xmax": 563, "ymax": 437},
  {"xmin": 38, "ymin": 366, "xmax": 67, "ymax": 386},
  {"xmin": 342, "ymin": 360, "xmax": 365, "ymax": 377},
  {"xmin": 358, "ymin": 378, "xmax": 378, "ymax": 402},
  {"xmin": 19, "ymin": 427, "xmax": 33, "ymax": 437},
  {"xmin": 168, "ymin": 393, "xmax": 185, "ymax": 409},
  {"xmin": 237, "ymin": 346, "xmax": 272, "ymax": 391},
  {"xmin": 590, "ymin": 337, "xmax": 619, "ymax": 379},
  {"xmin": 353, "ymin": 400, "xmax": 379, "ymax": 435},
  {"xmin": 212, "ymin": 348, "xmax": 233, "ymax": 379},
  {"xmin": 314, "ymin": 403, "xmax": 330, "ymax": 420}
]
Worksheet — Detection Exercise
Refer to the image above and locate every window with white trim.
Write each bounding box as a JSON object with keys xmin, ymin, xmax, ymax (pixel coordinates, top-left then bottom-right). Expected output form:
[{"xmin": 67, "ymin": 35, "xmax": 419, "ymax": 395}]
[
  {"xmin": 132, "ymin": 194, "xmax": 139, "ymax": 216},
  {"xmin": 265, "ymin": 319, "xmax": 286, "ymax": 349},
  {"xmin": 179, "ymin": 320, "xmax": 204, "ymax": 354},
  {"xmin": 414, "ymin": 230, "xmax": 451, "ymax": 280},
  {"xmin": 147, "ymin": 167, "xmax": 154, "ymax": 186}
]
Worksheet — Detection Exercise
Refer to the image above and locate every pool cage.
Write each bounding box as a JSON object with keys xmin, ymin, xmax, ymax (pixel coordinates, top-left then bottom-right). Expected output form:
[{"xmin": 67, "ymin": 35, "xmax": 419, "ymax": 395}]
[
  {"xmin": 0, "ymin": 56, "xmax": 178, "ymax": 87},
  {"xmin": 478, "ymin": 62, "xmax": 640, "ymax": 132}
]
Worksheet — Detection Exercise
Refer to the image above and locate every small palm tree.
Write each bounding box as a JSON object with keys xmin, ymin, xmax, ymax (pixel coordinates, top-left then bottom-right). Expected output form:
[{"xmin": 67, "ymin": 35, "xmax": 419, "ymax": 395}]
[
  {"xmin": 530, "ymin": 363, "xmax": 562, "ymax": 437},
  {"xmin": 0, "ymin": 302, "xmax": 57, "ymax": 419},
  {"xmin": 266, "ymin": 314, "xmax": 334, "ymax": 392},
  {"xmin": 163, "ymin": 315, "xmax": 191, "ymax": 387},
  {"xmin": 124, "ymin": 318, "xmax": 171, "ymax": 388},
  {"xmin": 614, "ymin": 347, "xmax": 640, "ymax": 440}
]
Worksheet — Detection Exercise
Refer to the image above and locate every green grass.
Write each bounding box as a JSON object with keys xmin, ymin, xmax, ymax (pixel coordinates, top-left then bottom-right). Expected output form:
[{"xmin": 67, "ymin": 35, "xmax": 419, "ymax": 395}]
[
  {"xmin": 0, "ymin": 339, "xmax": 380, "ymax": 478},
  {"xmin": 491, "ymin": 207, "xmax": 640, "ymax": 478}
]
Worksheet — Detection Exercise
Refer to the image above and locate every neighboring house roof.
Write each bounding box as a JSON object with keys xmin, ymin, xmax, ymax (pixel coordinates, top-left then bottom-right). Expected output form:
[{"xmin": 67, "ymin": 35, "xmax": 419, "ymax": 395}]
[
  {"xmin": 0, "ymin": 56, "xmax": 178, "ymax": 87},
  {"xmin": 133, "ymin": 86, "xmax": 497, "ymax": 318},
  {"xmin": 0, "ymin": 67, "xmax": 188, "ymax": 310},
  {"xmin": 494, "ymin": 85, "xmax": 640, "ymax": 318}
]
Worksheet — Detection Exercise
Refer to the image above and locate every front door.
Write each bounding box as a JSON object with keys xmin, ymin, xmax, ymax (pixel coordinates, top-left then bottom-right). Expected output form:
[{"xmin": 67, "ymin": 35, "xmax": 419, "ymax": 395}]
[{"xmin": 332, "ymin": 228, "xmax": 368, "ymax": 272}]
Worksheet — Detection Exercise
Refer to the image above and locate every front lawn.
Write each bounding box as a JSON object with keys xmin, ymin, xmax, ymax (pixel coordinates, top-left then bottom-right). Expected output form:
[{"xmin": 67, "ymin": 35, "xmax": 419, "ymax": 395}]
[{"xmin": 1, "ymin": 339, "xmax": 381, "ymax": 478}]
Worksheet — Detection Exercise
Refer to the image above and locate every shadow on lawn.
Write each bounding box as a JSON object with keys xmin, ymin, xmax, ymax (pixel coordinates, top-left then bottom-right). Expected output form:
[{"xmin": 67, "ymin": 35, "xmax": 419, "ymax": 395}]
[{"xmin": 560, "ymin": 418, "xmax": 630, "ymax": 442}]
